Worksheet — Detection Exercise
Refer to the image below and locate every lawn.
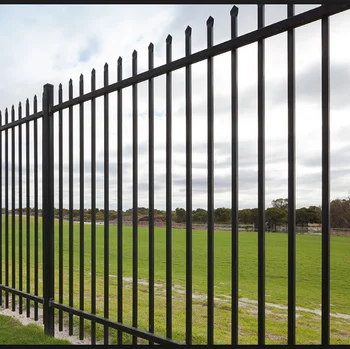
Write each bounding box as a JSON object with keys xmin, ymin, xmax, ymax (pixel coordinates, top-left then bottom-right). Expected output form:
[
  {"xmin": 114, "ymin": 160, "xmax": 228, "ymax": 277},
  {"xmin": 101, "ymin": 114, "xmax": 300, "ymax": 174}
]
[
  {"xmin": 0, "ymin": 314, "xmax": 71, "ymax": 345},
  {"xmin": 1, "ymin": 216, "xmax": 349, "ymax": 344}
]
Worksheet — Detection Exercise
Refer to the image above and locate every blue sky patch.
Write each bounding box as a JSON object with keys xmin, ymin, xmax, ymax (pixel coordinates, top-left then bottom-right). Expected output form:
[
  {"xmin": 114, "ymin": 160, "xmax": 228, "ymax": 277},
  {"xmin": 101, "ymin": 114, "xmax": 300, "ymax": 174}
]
[{"xmin": 78, "ymin": 37, "xmax": 100, "ymax": 63}]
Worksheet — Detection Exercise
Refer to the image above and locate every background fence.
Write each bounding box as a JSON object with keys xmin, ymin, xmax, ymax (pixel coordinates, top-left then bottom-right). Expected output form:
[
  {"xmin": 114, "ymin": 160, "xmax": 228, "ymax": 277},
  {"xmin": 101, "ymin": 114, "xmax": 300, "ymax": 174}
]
[{"xmin": 0, "ymin": 2, "xmax": 350, "ymax": 347}]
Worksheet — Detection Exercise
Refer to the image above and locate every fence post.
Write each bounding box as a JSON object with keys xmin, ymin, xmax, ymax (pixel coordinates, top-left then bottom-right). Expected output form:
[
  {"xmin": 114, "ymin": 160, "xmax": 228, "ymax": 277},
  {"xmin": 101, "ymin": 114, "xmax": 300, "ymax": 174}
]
[{"xmin": 42, "ymin": 83, "xmax": 55, "ymax": 336}]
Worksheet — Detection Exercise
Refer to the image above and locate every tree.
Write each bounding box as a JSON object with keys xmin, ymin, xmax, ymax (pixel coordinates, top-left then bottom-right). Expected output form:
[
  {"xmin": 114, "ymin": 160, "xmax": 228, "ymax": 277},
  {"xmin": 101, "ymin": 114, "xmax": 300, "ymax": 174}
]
[
  {"xmin": 193, "ymin": 208, "xmax": 207, "ymax": 224},
  {"xmin": 214, "ymin": 207, "xmax": 231, "ymax": 224},
  {"xmin": 175, "ymin": 208, "xmax": 186, "ymax": 223},
  {"xmin": 96, "ymin": 211, "xmax": 104, "ymax": 221},
  {"xmin": 138, "ymin": 207, "xmax": 149, "ymax": 215},
  {"xmin": 271, "ymin": 198, "xmax": 288, "ymax": 211},
  {"xmin": 330, "ymin": 198, "xmax": 350, "ymax": 228},
  {"xmin": 307, "ymin": 206, "xmax": 321, "ymax": 224},
  {"xmin": 109, "ymin": 211, "xmax": 118, "ymax": 220},
  {"xmin": 265, "ymin": 207, "xmax": 287, "ymax": 232},
  {"xmin": 238, "ymin": 209, "xmax": 253, "ymax": 225},
  {"xmin": 296, "ymin": 207, "xmax": 309, "ymax": 225}
]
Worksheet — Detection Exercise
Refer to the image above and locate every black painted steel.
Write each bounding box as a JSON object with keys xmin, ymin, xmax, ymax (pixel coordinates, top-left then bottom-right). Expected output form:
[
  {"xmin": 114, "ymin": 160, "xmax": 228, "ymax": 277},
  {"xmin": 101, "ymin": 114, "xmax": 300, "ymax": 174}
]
[
  {"xmin": 207, "ymin": 16, "xmax": 214, "ymax": 346},
  {"xmin": 79, "ymin": 74, "xmax": 85, "ymax": 341},
  {"xmin": 58, "ymin": 83, "xmax": 64, "ymax": 332},
  {"xmin": 25, "ymin": 102, "xmax": 30, "ymax": 317},
  {"xmin": 231, "ymin": 5, "xmax": 239, "ymax": 346},
  {"xmin": 117, "ymin": 57, "xmax": 123, "ymax": 345},
  {"xmin": 51, "ymin": 301, "xmax": 182, "ymax": 345},
  {"xmin": 148, "ymin": 45, "xmax": 155, "ymax": 346},
  {"xmin": 11, "ymin": 105, "xmax": 16, "ymax": 312},
  {"xmin": 4, "ymin": 109, "xmax": 9, "ymax": 306},
  {"xmin": 4, "ymin": 105, "xmax": 8, "ymax": 303},
  {"xmin": 257, "ymin": 4, "xmax": 266, "ymax": 347},
  {"xmin": 68, "ymin": 79, "xmax": 74, "ymax": 336},
  {"xmin": 185, "ymin": 25, "xmax": 192, "ymax": 346},
  {"xmin": 132, "ymin": 50, "xmax": 138, "ymax": 346},
  {"xmin": 321, "ymin": 13, "xmax": 330, "ymax": 346},
  {"xmin": 42, "ymin": 84, "xmax": 54, "ymax": 336},
  {"xmin": 103, "ymin": 63, "xmax": 110, "ymax": 345},
  {"xmin": 166, "ymin": 34, "xmax": 173, "ymax": 340},
  {"xmin": 287, "ymin": 4, "xmax": 296, "ymax": 346},
  {"xmin": 33, "ymin": 95, "xmax": 39, "ymax": 321},
  {"xmin": 90, "ymin": 69, "xmax": 97, "ymax": 345},
  {"xmin": 0, "ymin": 285, "xmax": 44, "ymax": 304},
  {"xmin": 258, "ymin": 4, "xmax": 265, "ymax": 345},
  {"xmin": 0, "ymin": 111, "xmax": 42, "ymax": 132},
  {"xmin": 18, "ymin": 102, "xmax": 23, "ymax": 314}
]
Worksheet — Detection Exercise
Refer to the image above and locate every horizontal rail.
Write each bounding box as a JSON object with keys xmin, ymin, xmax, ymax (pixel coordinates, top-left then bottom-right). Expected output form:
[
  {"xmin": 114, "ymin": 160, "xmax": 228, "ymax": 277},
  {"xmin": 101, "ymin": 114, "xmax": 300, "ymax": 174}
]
[
  {"xmin": 50, "ymin": 301, "xmax": 182, "ymax": 345},
  {"xmin": 0, "ymin": 285, "xmax": 43, "ymax": 304},
  {"xmin": 0, "ymin": 111, "xmax": 43, "ymax": 132},
  {"xmin": 50, "ymin": 3, "xmax": 350, "ymax": 113}
]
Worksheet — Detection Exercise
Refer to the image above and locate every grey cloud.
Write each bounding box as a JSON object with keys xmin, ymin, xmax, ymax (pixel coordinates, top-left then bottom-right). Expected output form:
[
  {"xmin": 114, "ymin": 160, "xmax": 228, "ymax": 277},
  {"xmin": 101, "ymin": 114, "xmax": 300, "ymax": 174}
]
[
  {"xmin": 279, "ymin": 62, "xmax": 350, "ymax": 108},
  {"xmin": 172, "ymin": 142, "xmax": 207, "ymax": 155},
  {"xmin": 166, "ymin": 138, "xmax": 289, "ymax": 172},
  {"xmin": 239, "ymin": 62, "xmax": 350, "ymax": 113},
  {"xmin": 176, "ymin": 60, "xmax": 350, "ymax": 121},
  {"xmin": 172, "ymin": 167, "xmax": 290, "ymax": 197},
  {"xmin": 298, "ymin": 144, "xmax": 350, "ymax": 168},
  {"xmin": 174, "ymin": 92, "xmax": 240, "ymax": 119}
]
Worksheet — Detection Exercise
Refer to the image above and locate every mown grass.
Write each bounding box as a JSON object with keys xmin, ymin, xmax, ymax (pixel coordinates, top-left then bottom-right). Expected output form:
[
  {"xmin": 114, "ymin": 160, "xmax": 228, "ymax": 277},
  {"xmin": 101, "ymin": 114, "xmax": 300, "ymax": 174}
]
[
  {"xmin": 1, "ymin": 216, "xmax": 349, "ymax": 344},
  {"xmin": 0, "ymin": 314, "xmax": 71, "ymax": 345}
]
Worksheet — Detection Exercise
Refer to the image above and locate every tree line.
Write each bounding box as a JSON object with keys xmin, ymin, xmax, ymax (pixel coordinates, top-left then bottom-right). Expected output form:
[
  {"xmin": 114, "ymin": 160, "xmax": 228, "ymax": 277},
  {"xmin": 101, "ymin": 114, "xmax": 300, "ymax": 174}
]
[
  {"xmin": 175, "ymin": 197, "xmax": 350, "ymax": 229},
  {"xmin": 3, "ymin": 196, "xmax": 350, "ymax": 229}
]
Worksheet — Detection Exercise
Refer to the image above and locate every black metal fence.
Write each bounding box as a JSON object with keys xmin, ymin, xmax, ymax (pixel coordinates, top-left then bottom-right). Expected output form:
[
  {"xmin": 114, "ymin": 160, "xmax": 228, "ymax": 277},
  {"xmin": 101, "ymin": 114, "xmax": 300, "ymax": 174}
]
[{"xmin": 0, "ymin": 3, "xmax": 349, "ymax": 347}]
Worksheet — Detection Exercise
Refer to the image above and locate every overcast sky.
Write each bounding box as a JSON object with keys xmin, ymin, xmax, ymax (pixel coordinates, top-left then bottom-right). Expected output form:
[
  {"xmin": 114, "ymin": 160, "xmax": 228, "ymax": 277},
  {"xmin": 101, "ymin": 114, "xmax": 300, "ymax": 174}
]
[{"xmin": 0, "ymin": 4, "xmax": 349, "ymax": 211}]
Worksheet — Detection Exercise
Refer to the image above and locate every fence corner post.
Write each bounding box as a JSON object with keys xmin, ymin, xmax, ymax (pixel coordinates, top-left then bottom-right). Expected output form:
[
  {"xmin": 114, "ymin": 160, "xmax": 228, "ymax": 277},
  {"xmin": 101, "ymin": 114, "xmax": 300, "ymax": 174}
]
[{"xmin": 42, "ymin": 83, "xmax": 54, "ymax": 336}]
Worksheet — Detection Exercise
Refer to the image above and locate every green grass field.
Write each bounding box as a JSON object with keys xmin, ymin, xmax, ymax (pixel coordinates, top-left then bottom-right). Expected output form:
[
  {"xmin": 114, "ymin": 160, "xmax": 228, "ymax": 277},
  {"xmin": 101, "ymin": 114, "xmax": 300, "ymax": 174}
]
[
  {"xmin": 1, "ymin": 216, "xmax": 349, "ymax": 344},
  {"xmin": 0, "ymin": 314, "xmax": 71, "ymax": 345}
]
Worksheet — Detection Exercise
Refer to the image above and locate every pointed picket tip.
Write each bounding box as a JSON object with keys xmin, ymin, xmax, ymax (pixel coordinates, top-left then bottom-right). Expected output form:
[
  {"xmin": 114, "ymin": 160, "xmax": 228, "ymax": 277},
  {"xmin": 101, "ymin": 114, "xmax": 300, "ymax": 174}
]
[
  {"xmin": 69, "ymin": 78, "xmax": 73, "ymax": 85},
  {"xmin": 18, "ymin": 101, "xmax": 22, "ymax": 108},
  {"xmin": 207, "ymin": 16, "xmax": 214, "ymax": 27},
  {"xmin": 5, "ymin": 107, "xmax": 8, "ymax": 114},
  {"xmin": 185, "ymin": 26, "xmax": 192, "ymax": 36},
  {"xmin": 59, "ymin": 83, "xmax": 62, "ymax": 89},
  {"xmin": 34, "ymin": 95, "xmax": 37, "ymax": 102},
  {"xmin": 80, "ymin": 73, "xmax": 84, "ymax": 80},
  {"xmin": 166, "ymin": 34, "xmax": 172, "ymax": 44},
  {"xmin": 148, "ymin": 42, "xmax": 154, "ymax": 51},
  {"xmin": 91, "ymin": 68, "xmax": 96, "ymax": 75},
  {"xmin": 26, "ymin": 98, "xmax": 29, "ymax": 105},
  {"xmin": 104, "ymin": 62, "xmax": 108, "ymax": 70},
  {"xmin": 117, "ymin": 56, "xmax": 122, "ymax": 65},
  {"xmin": 132, "ymin": 50, "xmax": 137, "ymax": 59},
  {"xmin": 11, "ymin": 105, "xmax": 15, "ymax": 112},
  {"xmin": 230, "ymin": 5, "xmax": 239, "ymax": 17}
]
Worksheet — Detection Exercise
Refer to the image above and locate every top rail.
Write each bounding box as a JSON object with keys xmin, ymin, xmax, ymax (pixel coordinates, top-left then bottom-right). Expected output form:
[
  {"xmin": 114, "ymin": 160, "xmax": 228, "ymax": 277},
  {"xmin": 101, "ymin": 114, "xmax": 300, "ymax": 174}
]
[{"xmin": 0, "ymin": 111, "xmax": 43, "ymax": 132}]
